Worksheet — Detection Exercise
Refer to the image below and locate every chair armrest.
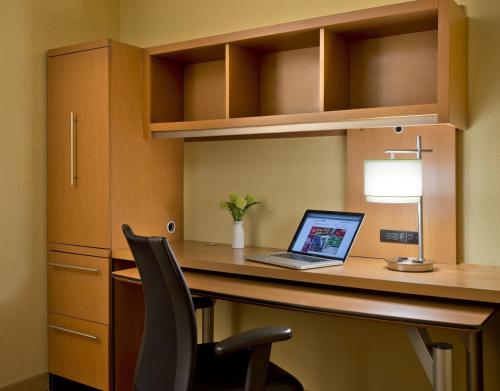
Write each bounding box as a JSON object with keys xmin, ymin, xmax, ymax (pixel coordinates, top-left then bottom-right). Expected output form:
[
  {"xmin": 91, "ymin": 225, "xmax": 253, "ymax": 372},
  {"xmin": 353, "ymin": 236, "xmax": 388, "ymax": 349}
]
[
  {"xmin": 214, "ymin": 326, "xmax": 292, "ymax": 356},
  {"xmin": 192, "ymin": 296, "xmax": 214, "ymax": 310}
]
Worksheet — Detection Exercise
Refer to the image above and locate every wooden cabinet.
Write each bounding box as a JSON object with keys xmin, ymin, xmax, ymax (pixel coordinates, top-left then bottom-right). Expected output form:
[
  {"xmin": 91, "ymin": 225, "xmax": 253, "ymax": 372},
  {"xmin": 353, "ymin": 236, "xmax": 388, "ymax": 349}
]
[
  {"xmin": 47, "ymin": 47, "xmax": 110, "ymax": 248},
  {"xmin": 144, "ymin": 0, "xmax": 467, "ymax": 139},
  {"xmin": 47, "ymin": 39, "xmax": 184, "ymax": 390},
  {"xmin": 48, "ymin": 251, "xmax": 110, "ymax": 324},
  {"xmin": 48, "ymin": 313, "xmax": 109, "ymax": 391}
]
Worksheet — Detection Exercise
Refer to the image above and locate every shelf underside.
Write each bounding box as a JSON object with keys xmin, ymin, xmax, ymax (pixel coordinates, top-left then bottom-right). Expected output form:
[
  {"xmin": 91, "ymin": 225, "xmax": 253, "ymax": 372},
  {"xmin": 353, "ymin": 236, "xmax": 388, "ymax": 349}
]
[{"xmin": 150, "ymin": 104, "xmax": 438, "ymax": 139}]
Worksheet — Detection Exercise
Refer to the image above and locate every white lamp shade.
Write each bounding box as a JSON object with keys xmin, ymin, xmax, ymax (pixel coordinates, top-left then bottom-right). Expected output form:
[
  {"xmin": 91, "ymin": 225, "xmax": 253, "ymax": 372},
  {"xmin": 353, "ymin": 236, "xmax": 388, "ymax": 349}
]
[{"xmin": 364, "ymin": 159, "xmax": 422, "ymax": 204}]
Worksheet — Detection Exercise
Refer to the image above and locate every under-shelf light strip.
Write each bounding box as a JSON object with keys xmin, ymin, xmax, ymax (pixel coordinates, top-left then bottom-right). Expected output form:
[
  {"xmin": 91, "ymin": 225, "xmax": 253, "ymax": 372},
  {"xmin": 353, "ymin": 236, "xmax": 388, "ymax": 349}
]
[{"xmin": 152, "ymin": 114, "xmax": 438, "ymax": 139}]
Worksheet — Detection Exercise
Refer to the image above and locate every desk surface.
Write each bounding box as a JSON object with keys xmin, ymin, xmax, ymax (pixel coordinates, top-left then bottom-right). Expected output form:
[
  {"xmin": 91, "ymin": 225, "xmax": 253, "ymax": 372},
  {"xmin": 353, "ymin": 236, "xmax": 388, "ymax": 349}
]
[{"xmin": 112, "ymin": 240, "xmax": 500, "ymax": 304}]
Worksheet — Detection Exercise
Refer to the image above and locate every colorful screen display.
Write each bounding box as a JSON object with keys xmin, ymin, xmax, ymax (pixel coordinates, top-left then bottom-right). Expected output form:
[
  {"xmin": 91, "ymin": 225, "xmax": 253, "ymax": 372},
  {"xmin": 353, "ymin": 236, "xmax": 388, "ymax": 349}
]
[{"xmin": 290, "ymin": 211, "xmax": 363, "ymax": 260}]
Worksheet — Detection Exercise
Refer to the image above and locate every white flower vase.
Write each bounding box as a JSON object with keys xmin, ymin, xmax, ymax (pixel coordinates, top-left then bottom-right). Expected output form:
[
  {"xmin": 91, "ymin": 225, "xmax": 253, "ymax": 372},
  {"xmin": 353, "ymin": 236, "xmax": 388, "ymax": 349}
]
[{"xmin": 232, "ymin": 221, "xmax": 245, "ymax": 249}]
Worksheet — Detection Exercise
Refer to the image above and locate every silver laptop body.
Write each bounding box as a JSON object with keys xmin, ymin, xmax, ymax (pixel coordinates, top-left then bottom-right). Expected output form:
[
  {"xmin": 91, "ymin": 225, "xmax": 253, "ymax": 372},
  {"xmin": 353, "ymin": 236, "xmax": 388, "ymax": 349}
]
[{"xmin": 246, "ymin": 210, "xmax": 364, "ymax": 270}]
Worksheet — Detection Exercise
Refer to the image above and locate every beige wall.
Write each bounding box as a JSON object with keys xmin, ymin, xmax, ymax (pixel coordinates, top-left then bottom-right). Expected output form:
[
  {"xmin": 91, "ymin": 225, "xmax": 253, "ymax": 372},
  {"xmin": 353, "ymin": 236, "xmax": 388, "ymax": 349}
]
[
  {"xmin": 184, "ymin": 136, "xmax": 346, "ymax": 248},
  {"xmin": 119, "ymin": 1, "xmax": 500, "ymax": 390},
  {"xmin": 0, "ymin": 0, "xmax": 119, "ymax": 387}
]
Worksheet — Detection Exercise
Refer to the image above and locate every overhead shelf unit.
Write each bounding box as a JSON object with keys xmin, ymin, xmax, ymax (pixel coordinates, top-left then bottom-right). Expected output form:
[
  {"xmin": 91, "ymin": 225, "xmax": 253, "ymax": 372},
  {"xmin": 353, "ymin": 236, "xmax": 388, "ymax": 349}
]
[{"xmin": 144, "ymin": 0, "xmax": 467, "ymax": 139}]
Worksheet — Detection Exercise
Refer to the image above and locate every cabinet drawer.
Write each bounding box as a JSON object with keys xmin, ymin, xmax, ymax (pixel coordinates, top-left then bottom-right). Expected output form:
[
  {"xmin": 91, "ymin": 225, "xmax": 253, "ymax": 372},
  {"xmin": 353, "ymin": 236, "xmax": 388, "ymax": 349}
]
[
  {"xmin": 48, "ymin": 313, "xmax": 109, "ymax": 390},
  {"xmin": 48, "ymin": 251, "xmax": 109, "ymax": 324}
]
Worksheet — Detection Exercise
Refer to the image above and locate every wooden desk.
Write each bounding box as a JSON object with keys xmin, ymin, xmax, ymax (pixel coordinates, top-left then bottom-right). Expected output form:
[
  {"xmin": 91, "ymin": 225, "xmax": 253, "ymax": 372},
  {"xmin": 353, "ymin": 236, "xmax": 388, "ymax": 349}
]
[
  {"xmin": 114, "ymin": 267, "xmax": 493, "ymax": 331},
  {"xmin": 112, "ymin": 241, "xmax": 500, "ymax": 391},
  {"xmin": 112, "ymin": 240, "xmax": 500, "ymax": 304}
]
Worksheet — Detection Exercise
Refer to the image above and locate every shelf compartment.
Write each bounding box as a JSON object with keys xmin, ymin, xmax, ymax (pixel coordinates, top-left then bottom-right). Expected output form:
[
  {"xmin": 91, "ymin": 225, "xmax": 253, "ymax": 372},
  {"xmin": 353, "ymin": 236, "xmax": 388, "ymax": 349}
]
[
  {"xmin": 148, "ymin": 45, "xmax": 226, "ymax": 123},
  {"xmin": 322, "ymin": 25, "xmax": 438, "ymax": 112},
  {"xmin": 227, "ymin": 30, "xmax": 320, "ymax": 118},
  {"xmin": 350, "ymin": 29, "xmax": 438, "ymax": 108}
]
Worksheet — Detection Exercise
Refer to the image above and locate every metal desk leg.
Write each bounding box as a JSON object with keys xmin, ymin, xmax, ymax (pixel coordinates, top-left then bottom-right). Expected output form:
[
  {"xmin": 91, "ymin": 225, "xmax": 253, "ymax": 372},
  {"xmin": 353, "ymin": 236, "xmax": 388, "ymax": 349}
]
[
  {"xmin": 459, "ymin": 332, "xmax": 483, "ymax": 391},
  {"xmin": 407, "ymin": 328, "xmax": 453, "ymax": 391},
  {"xmin": 202, "ymin": 305, "xmax": 215, "ymax": 343},
  {"xmin": 433, "ymin": 342, "xmax": 454, "ymax": 391}
]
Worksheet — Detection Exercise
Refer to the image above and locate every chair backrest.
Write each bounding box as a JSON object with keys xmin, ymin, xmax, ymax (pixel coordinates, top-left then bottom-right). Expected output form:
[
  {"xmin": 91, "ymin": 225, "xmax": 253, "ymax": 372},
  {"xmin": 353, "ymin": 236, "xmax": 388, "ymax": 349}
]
[{"xmin": 122, "ymin": 225, "xmax": 197, "ymax": 391}]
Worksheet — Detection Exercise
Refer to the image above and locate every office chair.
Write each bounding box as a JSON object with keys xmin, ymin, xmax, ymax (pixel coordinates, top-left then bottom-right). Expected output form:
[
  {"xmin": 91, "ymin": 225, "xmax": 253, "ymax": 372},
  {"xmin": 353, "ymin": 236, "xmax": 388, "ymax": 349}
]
[{"xmin": 122, "ymin": 225, "xmax": 303, "ymax": 391}]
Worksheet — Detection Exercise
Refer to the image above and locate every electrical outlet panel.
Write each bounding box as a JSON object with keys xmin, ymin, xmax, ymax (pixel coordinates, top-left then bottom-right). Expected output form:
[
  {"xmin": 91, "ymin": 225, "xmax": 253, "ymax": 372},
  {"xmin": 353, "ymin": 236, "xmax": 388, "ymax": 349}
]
[{"xmin": 380, "ymin": 229, "xmax": 419, "ymax": 245}]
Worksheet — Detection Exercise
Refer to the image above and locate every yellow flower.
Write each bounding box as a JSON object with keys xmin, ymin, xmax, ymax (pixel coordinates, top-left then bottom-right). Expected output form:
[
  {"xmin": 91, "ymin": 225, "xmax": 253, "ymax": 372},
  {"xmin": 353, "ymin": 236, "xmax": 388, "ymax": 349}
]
[
  {"xmin": 220, "ymin": 192, "xmax": 260, "ymax": 221},
  {"xmin": 235, "ymin": 197, "xmax": 247, "ymax": 210},
  {"xmin": 228, "ymin": 192, "xmax": 239, "ymax": 203},
  {"xmin": 245, "ymin": 194, "xmax": 256, "ymax": 204}
]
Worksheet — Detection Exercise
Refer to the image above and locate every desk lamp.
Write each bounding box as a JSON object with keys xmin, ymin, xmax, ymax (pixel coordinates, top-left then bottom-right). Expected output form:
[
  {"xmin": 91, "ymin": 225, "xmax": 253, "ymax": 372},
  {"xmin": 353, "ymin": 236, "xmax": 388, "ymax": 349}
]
[{"xmin": 364, "ymin": 135, "xmax": 434, "ymax": 272}]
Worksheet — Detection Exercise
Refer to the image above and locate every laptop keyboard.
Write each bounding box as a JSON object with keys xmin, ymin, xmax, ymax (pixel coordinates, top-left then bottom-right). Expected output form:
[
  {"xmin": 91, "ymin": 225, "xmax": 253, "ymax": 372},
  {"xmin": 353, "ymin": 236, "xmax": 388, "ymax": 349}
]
[{"xmin": 273, "ymin": 252, "xmax": 328, "ymax": 263}]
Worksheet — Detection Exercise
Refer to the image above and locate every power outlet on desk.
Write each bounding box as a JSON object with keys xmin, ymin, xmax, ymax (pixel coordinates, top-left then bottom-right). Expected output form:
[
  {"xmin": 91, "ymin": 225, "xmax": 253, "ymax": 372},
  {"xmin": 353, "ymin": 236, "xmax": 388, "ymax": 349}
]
[{"xmin": 380, "ymin": 229, "xmax": 419, "ymax": 245}]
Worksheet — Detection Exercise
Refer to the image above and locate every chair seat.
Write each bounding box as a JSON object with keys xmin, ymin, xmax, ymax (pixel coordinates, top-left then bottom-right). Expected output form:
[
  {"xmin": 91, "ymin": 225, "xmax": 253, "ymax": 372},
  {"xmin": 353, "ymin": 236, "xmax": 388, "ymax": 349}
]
[{"xmin": 193, "ymin": 343, "xmax": 303, "ymax": 391}]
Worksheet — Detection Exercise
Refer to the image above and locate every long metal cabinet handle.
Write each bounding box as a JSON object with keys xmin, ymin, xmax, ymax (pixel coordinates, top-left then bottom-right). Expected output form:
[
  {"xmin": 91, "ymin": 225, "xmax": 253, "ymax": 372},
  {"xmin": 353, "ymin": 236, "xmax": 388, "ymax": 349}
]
[
  {"xmin": 48, "ymin": 262, "xmax": 100, "ymax": 273},
  {"xmin": 48, "ymin": 324, "xmax": 99, "ymax": 341},
  {"xmin": 70, "ymin": 112, "xmax": 77, "ymax": 187}
]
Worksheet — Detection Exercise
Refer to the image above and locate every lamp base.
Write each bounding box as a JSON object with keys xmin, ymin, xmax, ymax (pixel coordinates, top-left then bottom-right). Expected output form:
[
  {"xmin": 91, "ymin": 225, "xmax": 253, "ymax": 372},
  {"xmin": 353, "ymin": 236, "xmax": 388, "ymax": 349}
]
[{"xmin": 385, "ymin": 257, "xmax": 434, "ymax": 272}]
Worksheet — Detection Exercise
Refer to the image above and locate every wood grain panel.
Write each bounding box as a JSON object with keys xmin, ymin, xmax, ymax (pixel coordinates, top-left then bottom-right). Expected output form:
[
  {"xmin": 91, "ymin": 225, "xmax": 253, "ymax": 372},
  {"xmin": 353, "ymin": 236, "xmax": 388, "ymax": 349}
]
[
  {"xmin": 437, "ymin": 0, "xmax": 468, "ymax": 129},
  {"xmin": 483, "ymin": 311, "xmax": 500, "ymax": 390},
  {"xmin": 226, "ymin": 44, "xmax": 261, "ymax": 118},
  {"xmin": 320, "ymin": 29, "xmax": 350, "ymax": 111},
  {"xmin": 48, "ymin": 251, "xmax": 110, "ymax": 324},
  {"xmin": 234, "ymin": 29, "xmax": 319, "ymax": 53},
  {"xmin": 112, "ymin": 240, "xmax": 500, "ymax": 304},
  {"xmin": 149, "ymin": 56, "xmax": 184, "ymax": 124},
  {"xmin": 48, "ymin": 243, "xmax": 110, "ymax": 258},
  {"xmin": 350, "ymin": 29, "xmax": 438, "ymax": 108},
  {"xmin": 48, "ymin": 313, "xmax": 109, "ymax": 390},
  {"xmin": 183, "ymin": 60, "xmax": 225, "ymax": 121},
  {"xmin": 113, "ymin": 268, "xmax": 493, "ymax": 329},
  {"xmin": 346, "ymin": 125, "xmax": 456, "ymax": 264},
  {"xmin": 47, "ymin": 39, "xmax": 110, "ymax": 57},
  {"xmin": 156, "ymin": 44, "xmax": 226, "ymax": 63},
  {"xmin": 109, "ymin": 41, "xmax": 184, "ymax": 249},
  {"xmin": 260, "ymin": 46, "xmax": 320, "ymax": 115},
  {"xmin": 47, "ymin": 47, "xmax": 110, "ymax": 248},
  {"xmin": 113, "ymin": 278, "xmax": 145, "ymax": 391}
]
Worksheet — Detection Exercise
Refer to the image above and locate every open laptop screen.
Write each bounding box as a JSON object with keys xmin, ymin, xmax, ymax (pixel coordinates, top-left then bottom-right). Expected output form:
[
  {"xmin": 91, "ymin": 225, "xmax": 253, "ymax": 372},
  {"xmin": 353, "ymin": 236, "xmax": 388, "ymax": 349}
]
[{"xmin": 288, "ymin": 210, "xmax": 364, "ymax": 261}]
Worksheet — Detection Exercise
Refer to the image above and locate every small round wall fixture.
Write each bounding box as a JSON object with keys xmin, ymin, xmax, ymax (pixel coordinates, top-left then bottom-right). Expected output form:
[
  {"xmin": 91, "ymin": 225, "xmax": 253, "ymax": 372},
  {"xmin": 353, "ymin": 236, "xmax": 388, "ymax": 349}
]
[
  {"xmin": 393, "ymin": 125, "xmax": 405, "ymax": 134},
  {"xmin": 166, "ymin": 220, "xmax": 176, "ymax": 234}
]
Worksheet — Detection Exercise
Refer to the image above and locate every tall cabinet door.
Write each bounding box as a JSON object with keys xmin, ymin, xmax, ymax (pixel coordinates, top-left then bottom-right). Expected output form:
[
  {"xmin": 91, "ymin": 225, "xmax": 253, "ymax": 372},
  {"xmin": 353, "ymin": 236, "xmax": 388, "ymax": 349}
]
[{"xmin": 48, "ymin": 48, "xmax": 110, "ymax": 248}]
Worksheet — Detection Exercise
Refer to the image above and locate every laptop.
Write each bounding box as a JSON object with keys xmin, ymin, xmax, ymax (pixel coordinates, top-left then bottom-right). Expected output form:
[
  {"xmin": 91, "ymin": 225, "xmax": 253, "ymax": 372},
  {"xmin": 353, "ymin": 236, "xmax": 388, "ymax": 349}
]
[{"xmin": 246, "ymin": 210, "xmax": 364, "ymax": 270}]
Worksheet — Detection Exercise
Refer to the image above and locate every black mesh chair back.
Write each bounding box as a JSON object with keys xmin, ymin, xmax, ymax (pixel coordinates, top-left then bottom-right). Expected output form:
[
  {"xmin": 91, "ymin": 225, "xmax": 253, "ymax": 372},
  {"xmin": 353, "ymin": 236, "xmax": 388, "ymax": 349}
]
[{"xmin": 122, "ymin": 225, "xmax": 197, "ymax": 391}]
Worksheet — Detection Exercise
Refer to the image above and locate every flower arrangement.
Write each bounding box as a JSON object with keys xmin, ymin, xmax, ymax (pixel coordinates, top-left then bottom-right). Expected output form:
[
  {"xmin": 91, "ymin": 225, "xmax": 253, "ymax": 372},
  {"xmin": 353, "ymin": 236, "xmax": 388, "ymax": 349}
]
[{"xmin": 219, "ymin": 192, "xmax": 260, "ymax": 221}]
